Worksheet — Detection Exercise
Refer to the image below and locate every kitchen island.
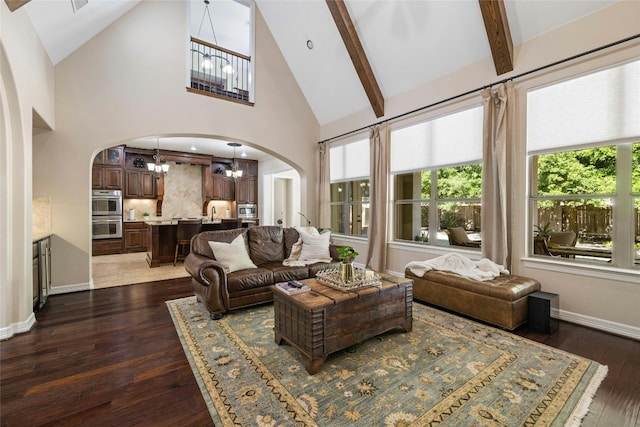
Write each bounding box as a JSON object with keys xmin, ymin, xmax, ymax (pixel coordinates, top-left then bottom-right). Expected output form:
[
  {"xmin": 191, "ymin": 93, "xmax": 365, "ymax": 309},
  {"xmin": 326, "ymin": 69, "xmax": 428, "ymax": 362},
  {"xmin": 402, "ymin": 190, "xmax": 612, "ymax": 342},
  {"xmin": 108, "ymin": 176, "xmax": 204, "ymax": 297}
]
[{"xmin": 146, "ymin": 218, "xmax": 243, "ymax": 267}]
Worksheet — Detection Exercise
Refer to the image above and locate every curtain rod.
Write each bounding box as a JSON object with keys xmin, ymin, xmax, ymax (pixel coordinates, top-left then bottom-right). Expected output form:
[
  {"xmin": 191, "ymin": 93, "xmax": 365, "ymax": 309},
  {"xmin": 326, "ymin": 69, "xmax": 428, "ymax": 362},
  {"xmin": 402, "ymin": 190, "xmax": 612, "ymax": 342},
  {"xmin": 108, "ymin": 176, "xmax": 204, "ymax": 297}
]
[{"xmin": 318, "ymin": 33, "xmax": 640, "ymax": 145}]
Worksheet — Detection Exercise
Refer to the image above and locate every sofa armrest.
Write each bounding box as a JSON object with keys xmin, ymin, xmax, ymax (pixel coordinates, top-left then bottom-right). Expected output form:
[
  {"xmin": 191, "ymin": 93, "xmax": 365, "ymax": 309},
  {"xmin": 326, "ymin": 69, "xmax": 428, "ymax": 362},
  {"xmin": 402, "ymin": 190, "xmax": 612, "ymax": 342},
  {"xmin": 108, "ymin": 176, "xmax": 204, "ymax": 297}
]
[
  {"xmin": 184, "ymin": 253, "xmax": 227, "ymax": 285},
  {"xmin": 185, "ymin": 253, "xmax": 231, "ymax": 319}
]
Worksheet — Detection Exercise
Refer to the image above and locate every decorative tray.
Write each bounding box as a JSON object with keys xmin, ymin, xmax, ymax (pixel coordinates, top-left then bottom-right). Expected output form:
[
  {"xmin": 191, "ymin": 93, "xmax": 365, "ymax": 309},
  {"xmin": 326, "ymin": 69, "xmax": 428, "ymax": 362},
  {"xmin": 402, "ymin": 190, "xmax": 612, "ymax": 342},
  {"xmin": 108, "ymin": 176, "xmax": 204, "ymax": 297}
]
[{"xmin": 316, "ymin": 267, "xmax": 382, "ymax": 292}]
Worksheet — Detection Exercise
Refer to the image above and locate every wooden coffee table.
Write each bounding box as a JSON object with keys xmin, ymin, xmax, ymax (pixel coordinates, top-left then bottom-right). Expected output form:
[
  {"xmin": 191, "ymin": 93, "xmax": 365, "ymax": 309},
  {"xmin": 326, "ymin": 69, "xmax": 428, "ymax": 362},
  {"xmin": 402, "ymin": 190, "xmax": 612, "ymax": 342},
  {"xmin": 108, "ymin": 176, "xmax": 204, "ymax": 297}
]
[{"xmin": 272, "ymin": 273, "xmax": 413, "ymax": 375}]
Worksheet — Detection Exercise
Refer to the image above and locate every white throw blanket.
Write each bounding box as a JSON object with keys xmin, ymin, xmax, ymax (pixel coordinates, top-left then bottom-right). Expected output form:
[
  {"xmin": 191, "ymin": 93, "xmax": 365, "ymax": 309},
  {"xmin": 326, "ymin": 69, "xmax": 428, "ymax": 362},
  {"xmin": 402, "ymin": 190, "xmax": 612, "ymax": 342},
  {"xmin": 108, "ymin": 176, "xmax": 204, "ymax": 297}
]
[{"xmin": 406, "ymin": 253, "xmax": 509, "ymax": 282}]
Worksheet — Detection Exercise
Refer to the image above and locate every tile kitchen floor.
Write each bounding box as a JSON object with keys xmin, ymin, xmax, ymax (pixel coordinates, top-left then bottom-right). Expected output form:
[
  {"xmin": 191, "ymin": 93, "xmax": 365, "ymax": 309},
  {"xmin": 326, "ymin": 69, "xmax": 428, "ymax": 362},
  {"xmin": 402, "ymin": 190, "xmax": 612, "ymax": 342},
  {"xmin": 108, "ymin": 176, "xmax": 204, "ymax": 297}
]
[{"xmin": 92, "ymin": 252, "xmax": 190, "ymax": 289}]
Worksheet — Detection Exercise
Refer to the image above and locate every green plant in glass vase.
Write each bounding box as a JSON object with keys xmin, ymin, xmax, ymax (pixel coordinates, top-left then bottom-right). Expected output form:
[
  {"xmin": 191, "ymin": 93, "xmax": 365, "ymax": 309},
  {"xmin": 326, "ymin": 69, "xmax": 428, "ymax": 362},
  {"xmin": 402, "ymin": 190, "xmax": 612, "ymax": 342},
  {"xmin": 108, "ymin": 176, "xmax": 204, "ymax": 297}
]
[
  {"xmin": 337, "ymin": 246, "xmax": 359, "ymax": 263},
  {"xmin": 337, "ymin": 246, "xmax": 358, "ymax": 283}
]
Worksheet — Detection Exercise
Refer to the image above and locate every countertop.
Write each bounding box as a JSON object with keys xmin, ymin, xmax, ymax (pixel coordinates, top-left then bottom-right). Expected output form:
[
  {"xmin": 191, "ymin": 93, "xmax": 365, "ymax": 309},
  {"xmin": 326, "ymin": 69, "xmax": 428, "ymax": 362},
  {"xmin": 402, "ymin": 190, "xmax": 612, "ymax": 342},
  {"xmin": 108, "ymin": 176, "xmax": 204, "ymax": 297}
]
[
  {"xmin": 33, "ymin": 233, "xmax": 52, "ymax": 242},
  {"xmin": 142, "ymin": 218, "xmax": 246, "ymax": 226}
]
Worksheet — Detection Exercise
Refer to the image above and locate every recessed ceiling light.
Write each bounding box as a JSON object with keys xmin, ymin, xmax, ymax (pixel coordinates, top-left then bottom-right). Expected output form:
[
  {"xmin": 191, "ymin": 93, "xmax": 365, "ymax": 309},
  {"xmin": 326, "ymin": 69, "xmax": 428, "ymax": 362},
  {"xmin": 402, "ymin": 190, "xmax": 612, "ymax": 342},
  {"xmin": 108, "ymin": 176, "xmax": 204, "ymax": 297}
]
[
  {"xmin": 190, "ymin": 146, "xmax": 197, "ymax": 151},
  {"xmin": 241, "ymin": 150, "xmax": 247, "ymax": 157},
  {"xmin": 306, "ymin": 40, "xmax": 314, "ymax": 50}
]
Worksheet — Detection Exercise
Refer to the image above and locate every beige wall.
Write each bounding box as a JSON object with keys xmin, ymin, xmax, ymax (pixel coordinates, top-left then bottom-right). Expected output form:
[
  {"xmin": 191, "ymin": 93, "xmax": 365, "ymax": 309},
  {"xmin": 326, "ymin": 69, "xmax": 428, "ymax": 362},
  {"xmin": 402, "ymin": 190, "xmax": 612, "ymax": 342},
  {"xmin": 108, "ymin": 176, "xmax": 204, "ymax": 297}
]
[
  {"xmin": 1, "ymin": 1, "xmax": 55, "ymax": 336},
  {"xmin": 32, "ymin": 0, "xmax": 319, "ymax": 292},
  {"xmin": 2, "ymin": 1, "xmax": 319, "ymax": 335},
  {"xmin": 322, "ymin": 1, "xmax": 640, "ymax": 337},
  {"xmin": 3, "ymin": 0, "xmax": 639, "ymax": 338}
]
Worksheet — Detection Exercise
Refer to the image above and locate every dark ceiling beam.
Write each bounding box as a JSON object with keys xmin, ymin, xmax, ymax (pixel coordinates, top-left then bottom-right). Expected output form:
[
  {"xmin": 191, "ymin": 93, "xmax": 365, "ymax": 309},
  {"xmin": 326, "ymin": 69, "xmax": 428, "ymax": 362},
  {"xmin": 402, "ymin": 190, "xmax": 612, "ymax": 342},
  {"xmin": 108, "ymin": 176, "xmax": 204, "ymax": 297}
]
[
  {"xmin": 4, "ymin": 0, "xmax": 31, "ymax": 12},
  {"xmin": 478, "ymin": 0, "xmax": 514, "ymax": 75},
  {"xmin": 326, "ymin": 0, "xmax": 384, "ymax": 118}
]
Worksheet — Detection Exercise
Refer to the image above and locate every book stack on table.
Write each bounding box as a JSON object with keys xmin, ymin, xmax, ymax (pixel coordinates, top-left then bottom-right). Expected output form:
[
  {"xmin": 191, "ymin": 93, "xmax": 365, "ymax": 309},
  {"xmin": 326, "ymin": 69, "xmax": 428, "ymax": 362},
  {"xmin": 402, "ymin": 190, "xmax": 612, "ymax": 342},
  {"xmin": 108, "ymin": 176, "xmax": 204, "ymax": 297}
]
[{"xmin": 275, "ymin": 281, "xmax": 310, "ymax": 295}]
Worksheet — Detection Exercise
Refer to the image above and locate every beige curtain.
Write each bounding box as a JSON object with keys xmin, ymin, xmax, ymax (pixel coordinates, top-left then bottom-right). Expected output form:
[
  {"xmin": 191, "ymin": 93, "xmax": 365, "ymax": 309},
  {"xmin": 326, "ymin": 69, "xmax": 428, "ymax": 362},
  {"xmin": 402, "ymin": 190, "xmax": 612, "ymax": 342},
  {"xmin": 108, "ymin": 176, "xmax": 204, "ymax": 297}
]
[
  {"xmin": 318, "ymin": 142, "xmax": 331, "ymax": 229},
  {"xmin": 481, "ymin": 82, "xmax": 514, "ymax": 269},
  {"xmin": 365, "ymin": 123, "xmax": 389, "ymax": 272}
]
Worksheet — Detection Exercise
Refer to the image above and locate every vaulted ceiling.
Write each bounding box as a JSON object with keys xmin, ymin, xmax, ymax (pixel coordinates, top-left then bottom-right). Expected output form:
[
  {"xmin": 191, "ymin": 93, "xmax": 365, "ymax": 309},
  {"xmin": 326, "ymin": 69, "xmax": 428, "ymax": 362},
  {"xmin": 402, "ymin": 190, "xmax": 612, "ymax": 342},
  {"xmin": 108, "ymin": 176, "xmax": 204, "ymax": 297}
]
[{"xmin": 18, "ymin": 0, "xmax": 620, "ymax": 128}]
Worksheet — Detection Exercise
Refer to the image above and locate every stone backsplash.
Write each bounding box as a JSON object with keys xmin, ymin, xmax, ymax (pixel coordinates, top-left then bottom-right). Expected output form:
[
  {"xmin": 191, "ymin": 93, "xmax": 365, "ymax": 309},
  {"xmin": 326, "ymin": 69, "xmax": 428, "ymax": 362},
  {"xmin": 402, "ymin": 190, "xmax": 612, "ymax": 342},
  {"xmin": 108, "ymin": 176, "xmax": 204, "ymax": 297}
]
[
  {"xmin": 123, "ymin": 162, "xmax": 233, "ymax": 220},
  {"xmin": 32, "ymin": 197, "xmax": 51, "ymax": 235}
]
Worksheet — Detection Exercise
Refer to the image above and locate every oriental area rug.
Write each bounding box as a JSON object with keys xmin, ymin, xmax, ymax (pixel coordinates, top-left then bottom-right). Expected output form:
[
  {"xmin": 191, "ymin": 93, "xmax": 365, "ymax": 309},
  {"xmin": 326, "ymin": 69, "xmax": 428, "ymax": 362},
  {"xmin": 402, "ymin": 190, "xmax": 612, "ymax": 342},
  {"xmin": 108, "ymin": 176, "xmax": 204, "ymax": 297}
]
[{"xmin": 166, "ymin": 297, "xmax": 607, "ymax": 426}]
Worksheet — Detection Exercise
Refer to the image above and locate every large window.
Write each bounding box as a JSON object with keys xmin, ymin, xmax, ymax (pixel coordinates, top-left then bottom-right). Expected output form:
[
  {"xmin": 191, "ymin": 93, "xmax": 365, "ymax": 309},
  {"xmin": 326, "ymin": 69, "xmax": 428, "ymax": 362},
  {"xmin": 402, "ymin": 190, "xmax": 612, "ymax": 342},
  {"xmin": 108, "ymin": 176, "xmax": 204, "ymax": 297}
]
[
  {"xmin": 391, "ymin": 105, "xmax": 483, "ymax": 247},
  {"xmin": 330, "ymin": 138, "xmax": 370, "ymax": 236},
  {"xmin": 527, "ymin": 59, "xmax": 640, "ymax": 268}
]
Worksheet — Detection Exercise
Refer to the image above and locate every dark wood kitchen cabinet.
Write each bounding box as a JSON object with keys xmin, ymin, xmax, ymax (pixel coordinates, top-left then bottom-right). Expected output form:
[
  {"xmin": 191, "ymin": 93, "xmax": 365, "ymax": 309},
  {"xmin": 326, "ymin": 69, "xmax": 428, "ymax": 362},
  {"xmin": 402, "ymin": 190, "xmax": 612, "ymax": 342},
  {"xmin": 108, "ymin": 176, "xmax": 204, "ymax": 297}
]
[
  {"xmin": 213, "ymin": 175, "xmax": 235, "ymax": 200},
  {"xmin": 92, "ymin": 238, "xmax": 122, "ymax": 256},
  {"xmin": 124, "ymin": 170, "xmax": 156, "ymax": 198},
  {"xmin": 235, "ymin": 159, "xmax": 258, "ymax": 204},
  {"xmin": 123, "ymin": 222, "xmax": 150, "ymax": 253},
  {"xmin": 203, "ymin": 161, "xmax": 235, "ymax": 201},
  {"xmin": 92, "ymin": 146, "xmax": 124, "ymax": 190},
  {"xmin": 236, "ymin": 176, "xmax": 257, "ymax": 204},
  {"xmin": 92, "ymin": 167, "xmax": 123, "ymax": 190}
]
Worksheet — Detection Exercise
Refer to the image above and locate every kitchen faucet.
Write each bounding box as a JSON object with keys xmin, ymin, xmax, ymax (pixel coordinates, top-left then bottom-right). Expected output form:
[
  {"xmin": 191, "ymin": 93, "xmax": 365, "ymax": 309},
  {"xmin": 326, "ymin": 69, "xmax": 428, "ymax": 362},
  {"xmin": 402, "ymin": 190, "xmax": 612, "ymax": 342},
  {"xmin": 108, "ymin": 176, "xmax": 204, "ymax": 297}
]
[{"xmin": 211, "ymin": 206, "xmax": 216, "ymax": 220}]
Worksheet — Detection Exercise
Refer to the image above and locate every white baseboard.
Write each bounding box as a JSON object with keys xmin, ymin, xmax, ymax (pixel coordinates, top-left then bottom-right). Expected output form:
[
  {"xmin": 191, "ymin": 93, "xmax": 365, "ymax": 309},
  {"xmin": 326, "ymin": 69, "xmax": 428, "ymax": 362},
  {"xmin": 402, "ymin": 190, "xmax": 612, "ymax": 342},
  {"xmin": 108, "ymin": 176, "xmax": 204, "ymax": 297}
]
[
  {"xmin": 49, "ymin": 281, "xmax": 91, "ymax": 295},
  {"xmin": 555, "ymin": 309, "xmax": 640, "ymax": 341},
  {"xmin": 0, "ymin": 312, "xmax": 36, "ymax": 340},
  {"xmin": 388, "ymin": 269, "xmax": 639, "ymax": 341},
  {"xmin": 1, "ymin": 282, "xmax": 90, "ymax": 340}
]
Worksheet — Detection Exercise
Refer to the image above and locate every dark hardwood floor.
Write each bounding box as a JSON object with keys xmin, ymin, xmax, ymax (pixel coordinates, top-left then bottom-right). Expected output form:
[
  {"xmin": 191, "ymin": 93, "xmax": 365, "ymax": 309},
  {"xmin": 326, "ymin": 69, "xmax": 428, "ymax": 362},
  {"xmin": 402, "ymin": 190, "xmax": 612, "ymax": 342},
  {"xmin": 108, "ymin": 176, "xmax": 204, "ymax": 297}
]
[{"xmin": 1, "ymin": 278, "xmax": 638, "ymax": 426}]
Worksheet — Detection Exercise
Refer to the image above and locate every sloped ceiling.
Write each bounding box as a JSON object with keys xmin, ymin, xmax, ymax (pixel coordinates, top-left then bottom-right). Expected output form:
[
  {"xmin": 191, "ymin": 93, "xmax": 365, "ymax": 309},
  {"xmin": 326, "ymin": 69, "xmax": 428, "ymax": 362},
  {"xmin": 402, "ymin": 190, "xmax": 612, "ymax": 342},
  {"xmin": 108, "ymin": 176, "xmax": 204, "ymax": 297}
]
[
  {"xmin": 257, "ymin": 0, "xmax": 618, "ymax": 125},
  {"xmin": 23, "ymin": 0, "xmax": 619, "ymax": 127}
]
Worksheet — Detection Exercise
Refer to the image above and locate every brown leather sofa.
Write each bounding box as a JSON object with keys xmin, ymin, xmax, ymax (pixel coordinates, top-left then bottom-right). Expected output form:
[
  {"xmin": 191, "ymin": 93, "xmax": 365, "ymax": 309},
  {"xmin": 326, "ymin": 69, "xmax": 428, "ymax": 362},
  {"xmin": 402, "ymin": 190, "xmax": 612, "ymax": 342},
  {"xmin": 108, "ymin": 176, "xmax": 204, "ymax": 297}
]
[
  {"xmin": 185, "ymin": 226, "xmax": 341, "ymax": 319},
  {"xmin": 405, "ymin": 268, "xmax": 541, "ymax": 330}
]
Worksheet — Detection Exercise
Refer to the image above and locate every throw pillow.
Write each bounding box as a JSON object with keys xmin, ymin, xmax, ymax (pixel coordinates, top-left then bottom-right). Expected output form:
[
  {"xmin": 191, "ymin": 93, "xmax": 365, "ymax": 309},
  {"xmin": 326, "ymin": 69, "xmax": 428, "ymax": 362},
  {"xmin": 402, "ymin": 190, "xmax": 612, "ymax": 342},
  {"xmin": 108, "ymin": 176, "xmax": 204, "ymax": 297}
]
[
  {"xmin": 208, "ymin": 235, "xmax": 257, "ymax": 273},
  {"xmin": 294, "ymin": 226, "xmax": 320, "ymax": 236},
  {"xmin": 298, "ymin": 229, "xmax": 331, "ymax": 261},
  {"xmin": 286, "ymin": 226, "xmax": 321, "ymax": 262}
]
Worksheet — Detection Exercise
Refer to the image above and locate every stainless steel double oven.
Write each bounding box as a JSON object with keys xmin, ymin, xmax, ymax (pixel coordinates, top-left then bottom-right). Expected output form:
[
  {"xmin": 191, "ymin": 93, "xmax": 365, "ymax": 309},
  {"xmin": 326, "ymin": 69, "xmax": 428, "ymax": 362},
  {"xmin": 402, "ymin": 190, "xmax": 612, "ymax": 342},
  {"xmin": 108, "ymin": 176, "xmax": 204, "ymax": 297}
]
[{"xmin": 91, "ymin": 189, "xmax": 123, "ymax": 239}]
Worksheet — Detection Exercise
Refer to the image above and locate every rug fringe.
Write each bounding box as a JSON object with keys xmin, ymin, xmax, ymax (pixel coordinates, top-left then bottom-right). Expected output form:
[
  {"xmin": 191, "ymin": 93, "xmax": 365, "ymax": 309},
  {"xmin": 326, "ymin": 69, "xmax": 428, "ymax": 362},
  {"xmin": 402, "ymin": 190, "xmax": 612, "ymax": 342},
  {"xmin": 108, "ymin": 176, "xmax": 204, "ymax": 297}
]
[{"xmin": 564, "ymin": 364, "xmax": 608, "ymax": 427}]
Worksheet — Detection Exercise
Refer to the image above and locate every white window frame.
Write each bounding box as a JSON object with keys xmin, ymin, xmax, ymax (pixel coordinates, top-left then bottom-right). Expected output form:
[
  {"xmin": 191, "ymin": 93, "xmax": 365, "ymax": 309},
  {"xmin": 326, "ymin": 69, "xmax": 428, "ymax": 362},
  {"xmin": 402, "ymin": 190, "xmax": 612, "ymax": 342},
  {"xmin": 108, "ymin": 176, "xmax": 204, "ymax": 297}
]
[
  {"xmin": 524, "ymin": 56, "xmax": 640, "ymax": 272},
  {"xmin": 390, "ymin": 100, "xmax": 484, "ymax": 248},
  {"xmin": 329, "ymin": 135, "xmax": 370, "ymax": 237}
]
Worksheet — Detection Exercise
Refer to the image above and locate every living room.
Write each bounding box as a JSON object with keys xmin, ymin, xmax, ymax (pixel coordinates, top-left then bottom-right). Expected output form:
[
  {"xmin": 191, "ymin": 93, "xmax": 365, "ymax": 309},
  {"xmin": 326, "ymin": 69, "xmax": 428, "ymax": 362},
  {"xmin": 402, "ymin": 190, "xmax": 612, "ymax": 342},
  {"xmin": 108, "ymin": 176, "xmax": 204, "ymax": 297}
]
[
  {"xmin": 3, "ymin": 0, "xmax": 639, "ymax": 339},
  {"xmin": 2, "ymin": 0, "xmax": 640, "ymax": 424}
]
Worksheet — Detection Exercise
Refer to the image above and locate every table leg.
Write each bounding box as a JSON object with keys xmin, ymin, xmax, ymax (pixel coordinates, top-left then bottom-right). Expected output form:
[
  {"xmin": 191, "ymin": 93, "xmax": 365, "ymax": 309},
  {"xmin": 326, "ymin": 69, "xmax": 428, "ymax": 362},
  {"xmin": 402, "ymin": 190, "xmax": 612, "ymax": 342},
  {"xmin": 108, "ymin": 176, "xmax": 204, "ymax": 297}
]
[
  {"xmin": 304, "ymin": 356, "xmax": 326, "ymax": 375},
  {"xmin": 401, "ymin": 318, "xmax": 413, "ymax": 332}
]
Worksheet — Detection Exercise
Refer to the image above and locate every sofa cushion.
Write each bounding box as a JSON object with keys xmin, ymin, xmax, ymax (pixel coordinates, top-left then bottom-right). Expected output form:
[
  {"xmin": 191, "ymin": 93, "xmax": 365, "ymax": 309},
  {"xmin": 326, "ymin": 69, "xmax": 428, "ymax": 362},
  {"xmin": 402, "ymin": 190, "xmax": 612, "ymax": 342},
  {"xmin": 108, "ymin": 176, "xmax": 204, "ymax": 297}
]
[
  {"xmin": 406, "ymin": 269, "xmax": 540, "ymax": 302},
  {"xmin": 283, "ymin": 228, "xmax": 301, "ymax": 259},
  {"xmin": 208, "ymin": 234, "xmax": 257, "ymax": 273},
  {"xmin": 247, "ymin": 226, "xmax": 285, "ymax": 265},
  {"xmin": 227, "ymin": 268, "xmax": 274, "ymax": 293},
  {"xmin": 259, "ymin": 261, "xmax": 310, "ymax": 283}
]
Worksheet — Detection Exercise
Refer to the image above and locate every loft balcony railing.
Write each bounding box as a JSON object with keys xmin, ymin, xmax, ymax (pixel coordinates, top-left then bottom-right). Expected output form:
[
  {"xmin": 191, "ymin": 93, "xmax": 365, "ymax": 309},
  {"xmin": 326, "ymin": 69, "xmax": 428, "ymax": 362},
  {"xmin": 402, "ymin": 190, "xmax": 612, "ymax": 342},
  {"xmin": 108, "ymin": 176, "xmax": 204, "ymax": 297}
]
[{"xmin": 189, "ymin": 37, "xmax": 252, "ymax": 104}]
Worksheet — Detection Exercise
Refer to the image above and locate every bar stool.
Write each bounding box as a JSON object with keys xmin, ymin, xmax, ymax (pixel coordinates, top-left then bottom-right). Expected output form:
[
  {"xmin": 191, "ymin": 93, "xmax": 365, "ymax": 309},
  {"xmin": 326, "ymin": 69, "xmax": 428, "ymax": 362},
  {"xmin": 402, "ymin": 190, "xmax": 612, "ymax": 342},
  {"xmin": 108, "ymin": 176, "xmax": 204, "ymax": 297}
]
[{"xmin": 174, "ymin": 219, "xmax": 202, "ymax": 266}]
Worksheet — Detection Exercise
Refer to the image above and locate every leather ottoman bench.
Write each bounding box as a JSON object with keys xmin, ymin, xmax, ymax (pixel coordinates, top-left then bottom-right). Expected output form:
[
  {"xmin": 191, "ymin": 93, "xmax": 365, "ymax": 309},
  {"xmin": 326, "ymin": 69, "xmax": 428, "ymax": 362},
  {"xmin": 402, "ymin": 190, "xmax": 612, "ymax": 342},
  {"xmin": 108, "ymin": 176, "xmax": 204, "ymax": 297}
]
[{"xmin": 404, "ymin": 268, "xmax": 541, "ymax": 330}]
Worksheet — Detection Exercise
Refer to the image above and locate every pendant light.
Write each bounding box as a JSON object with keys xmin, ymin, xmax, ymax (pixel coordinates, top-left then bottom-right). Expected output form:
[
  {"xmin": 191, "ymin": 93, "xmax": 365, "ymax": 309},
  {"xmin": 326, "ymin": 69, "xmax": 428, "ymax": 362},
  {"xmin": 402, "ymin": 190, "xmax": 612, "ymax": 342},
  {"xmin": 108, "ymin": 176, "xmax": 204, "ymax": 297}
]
[
  {"xmin": 196, "ymin": 0, "xmax": 234, "ymax": 74},
  {"xmin": 226, "ymin": 142, "xmax": 243, "ymax": 179},
  {"xmin": 147, "ymin": 137, "xmax": 169, "ymax": 178}
]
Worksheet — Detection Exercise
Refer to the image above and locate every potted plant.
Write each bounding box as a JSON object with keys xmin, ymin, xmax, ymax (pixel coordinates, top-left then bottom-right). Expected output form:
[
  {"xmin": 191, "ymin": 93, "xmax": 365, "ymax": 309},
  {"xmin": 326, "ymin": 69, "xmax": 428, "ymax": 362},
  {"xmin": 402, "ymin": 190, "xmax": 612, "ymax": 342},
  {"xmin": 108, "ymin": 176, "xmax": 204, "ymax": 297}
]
[
  {"xmin": 337, "ymin": 246, "xmax": 359, "ymax": 283},
  {"xmin": 143, "ymin": 212, "xmax": 150, "ymax": 221}
]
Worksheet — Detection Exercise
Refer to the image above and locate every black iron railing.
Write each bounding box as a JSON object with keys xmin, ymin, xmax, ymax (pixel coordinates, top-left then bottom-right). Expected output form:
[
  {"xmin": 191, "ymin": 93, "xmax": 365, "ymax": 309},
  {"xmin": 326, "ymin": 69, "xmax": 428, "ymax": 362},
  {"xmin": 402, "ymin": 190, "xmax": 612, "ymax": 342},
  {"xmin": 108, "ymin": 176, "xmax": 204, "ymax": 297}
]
[{"xmin": 189, "ymin": 37, "xmax": 251, "ymax": 103}]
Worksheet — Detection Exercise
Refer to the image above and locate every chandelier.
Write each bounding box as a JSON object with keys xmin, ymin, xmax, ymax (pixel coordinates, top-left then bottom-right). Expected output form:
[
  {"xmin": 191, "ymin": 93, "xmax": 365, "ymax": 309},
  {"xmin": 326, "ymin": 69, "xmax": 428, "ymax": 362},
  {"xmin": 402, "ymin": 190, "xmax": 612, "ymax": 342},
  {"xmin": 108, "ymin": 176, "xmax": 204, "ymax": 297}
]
[
  {"xmin": 147, "ymin": 137, "xmax": 169, "ymax": 179},
  {"xmin": 226, "ymin": 142, "xmax": 243, "ymax": 179},
  {"xmin": 197, "ymin": 0, "xmax": 234, "ymax": 74}
]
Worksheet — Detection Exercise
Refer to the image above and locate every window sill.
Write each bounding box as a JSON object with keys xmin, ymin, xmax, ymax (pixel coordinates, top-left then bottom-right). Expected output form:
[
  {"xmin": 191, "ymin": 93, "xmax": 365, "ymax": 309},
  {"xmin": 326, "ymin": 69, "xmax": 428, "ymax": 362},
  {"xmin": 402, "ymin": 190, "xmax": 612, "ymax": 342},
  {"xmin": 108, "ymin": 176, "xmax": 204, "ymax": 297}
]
[
  {"xmin": 388, "ymin": 241, "xmax": 483, "ymax": 260},
  {"xmin": 330, "ymin": 234, "xmax": 368, "ymax": 244},
  {"xmin": 521, "ymin": 256, "xmax": 640, "ymax": 284}
]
